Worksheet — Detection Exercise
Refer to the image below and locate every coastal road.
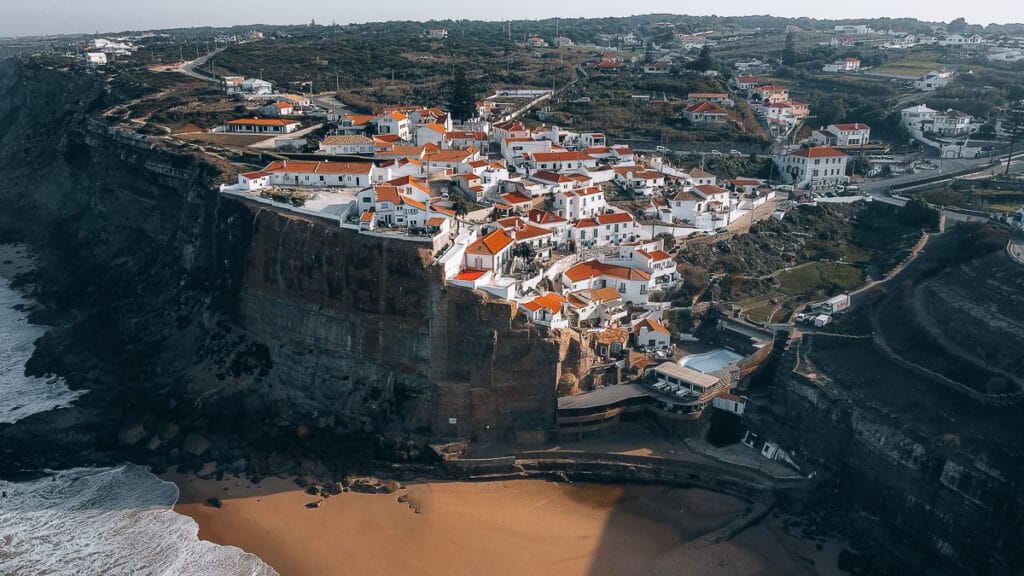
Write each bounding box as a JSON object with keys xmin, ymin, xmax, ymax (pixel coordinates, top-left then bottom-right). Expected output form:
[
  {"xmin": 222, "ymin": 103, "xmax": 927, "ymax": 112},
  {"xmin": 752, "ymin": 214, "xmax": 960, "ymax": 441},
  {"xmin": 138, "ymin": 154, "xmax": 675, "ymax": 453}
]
[
  {"xmin": 1009, "ymin": 235, "xmax": 1024, "ymax": 266},
  {"xmin": 176, "ymin": 47, "xmax": 227, "ymax": 83}
]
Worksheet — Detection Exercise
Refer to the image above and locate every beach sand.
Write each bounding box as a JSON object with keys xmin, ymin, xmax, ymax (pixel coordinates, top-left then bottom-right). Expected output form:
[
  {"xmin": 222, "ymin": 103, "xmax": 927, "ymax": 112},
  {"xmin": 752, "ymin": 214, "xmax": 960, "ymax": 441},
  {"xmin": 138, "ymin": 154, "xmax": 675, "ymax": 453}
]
[{"xmin": 169, "ymin": 472, "xmax": 846, "ymax": 576}]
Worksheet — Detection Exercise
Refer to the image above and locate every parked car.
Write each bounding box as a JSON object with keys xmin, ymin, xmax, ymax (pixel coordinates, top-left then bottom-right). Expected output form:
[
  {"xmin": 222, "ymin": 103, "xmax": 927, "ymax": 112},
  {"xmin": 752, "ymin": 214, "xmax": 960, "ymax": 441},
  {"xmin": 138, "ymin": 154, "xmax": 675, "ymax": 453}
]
[
  {"xmin": 709, "ymin": 149, "xmax": 722, "ymax": 157},
  {"xmin": 729, "ymin": 149, "xmax": 743, "ymax": 156},
  {"xmin": 655, "ymin": 145, "xmax": 670, "ymax": 153},
  {"xmin": 775, "ymin": 184, "xmax": 794, "ymax": 192}
]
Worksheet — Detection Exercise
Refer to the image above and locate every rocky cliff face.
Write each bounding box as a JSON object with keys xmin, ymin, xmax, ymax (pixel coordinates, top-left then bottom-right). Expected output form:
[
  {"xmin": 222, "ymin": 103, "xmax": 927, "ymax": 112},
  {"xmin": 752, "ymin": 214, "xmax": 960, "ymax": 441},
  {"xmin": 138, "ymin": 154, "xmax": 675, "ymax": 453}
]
[
  {"xmin": 0, "ymin": 58, "xmax": 575, "ymax": 475},
  {"xmin": 762, "ymin": 335, "xmax": 1023, "ymax": 574}
]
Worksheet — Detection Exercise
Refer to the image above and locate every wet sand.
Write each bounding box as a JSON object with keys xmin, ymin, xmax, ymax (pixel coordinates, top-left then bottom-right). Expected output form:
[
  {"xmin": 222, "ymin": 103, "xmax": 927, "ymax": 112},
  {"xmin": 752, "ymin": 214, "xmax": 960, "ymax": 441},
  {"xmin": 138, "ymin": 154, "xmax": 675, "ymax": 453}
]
[{"xmin": 169, "ymin": 473, "xmax": 846, "ymax": 576}]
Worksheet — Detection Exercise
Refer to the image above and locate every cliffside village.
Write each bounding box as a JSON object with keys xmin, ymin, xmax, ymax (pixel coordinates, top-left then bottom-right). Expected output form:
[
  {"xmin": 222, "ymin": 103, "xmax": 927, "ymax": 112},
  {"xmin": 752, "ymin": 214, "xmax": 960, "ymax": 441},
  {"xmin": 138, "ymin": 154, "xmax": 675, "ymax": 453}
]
[{"xmin": 210, "ymin": 28, "xmax": 996, "ymax": 434}]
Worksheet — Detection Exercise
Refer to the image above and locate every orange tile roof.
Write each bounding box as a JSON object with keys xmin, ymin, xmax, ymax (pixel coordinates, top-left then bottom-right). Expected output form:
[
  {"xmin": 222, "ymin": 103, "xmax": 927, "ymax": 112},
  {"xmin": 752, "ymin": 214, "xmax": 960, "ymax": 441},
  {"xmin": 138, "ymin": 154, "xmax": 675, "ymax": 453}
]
[
  {"xmin": 262, "ymin": 160, "xmax": 372, "ymax": 175},
  {"xmin": 695, "ymin": 184, "xmax": 730, "ymax": 196},
  {"xmin": 588, "ymin": 287, "xmax": 622, "ymax": 303},
  {"xmin": 240, "ymin": 171, "xmax": 272, "ymax": 179},
  {"xmin": 453, "ymin": 269, "xmax": 487, "ymax": 282},
  {"xmin": 422, "ymin": 123, "xmax": 446, "ymax": 133},
  {"xmin": 403, "ymin": 197, "xmax": 428, "ymax": 211},
  {"xmin": 792, "ymin": 146, "xmax": 847, "ymax": 158},
  {"xmin": 648, "ymin": 250, "xmax": 672, "ymax": 261},
  {"xmin": 688, "ymin": 167, "xmax": 714, "ymax": 179},
  {"xmin": 530, "ymin": 151, "xmax": 593, "ymax": 163},
  {"xmin": 228, "ymin": 118, "xmax": 300, "ymax": 126},
  {"xmin": 343, "ymin": 115, "xmax": 376, "ymax": 125},
  {"xmin": 635, "ymin": 318, "xmax": 670, "ymax": 335},
  {"xmin": 596, "ymin": 327, "xmax": 630, "ymax": 345},
  {"xmin": 374, "ymin": 186, "xmax": 401, "ymax": 205},
  {"xmin": 360, "ymin": 209, "xmax": 375, "ymax": 222},
  {"xmin": 686, "ymin": 102, "xmax": 728, "ymax": 115},
  {"xmin": 596, "ymin": 212, "xmax": 634, "ymax": 225},
  {"xmin": 426, "ymin": 217, "xmax": 446, "ymax": 227},
  {"xmin": 500, "ymin": 192, "xmax": 533, "ymax": 205},
  {"xmin": 831, "ymin": 123, "xmax": 870, "ymax": 131},
  {"xmin": 565, "ymin": 261, "xmax": 651, "ymax": 283},
  {"xmin": 527, "ymin": 209, "xmax": 567, "ymax": 225},
  {"xmin": 531, "ymin": 170, "xmax": 573, "ymax": 183},
  {"xmin": 467, "ymin": 229, "xmax": 514, "ymax": 256},
  {"xmin": 523, "ymin": 293, "xmax": 569, "ymax": 315}
]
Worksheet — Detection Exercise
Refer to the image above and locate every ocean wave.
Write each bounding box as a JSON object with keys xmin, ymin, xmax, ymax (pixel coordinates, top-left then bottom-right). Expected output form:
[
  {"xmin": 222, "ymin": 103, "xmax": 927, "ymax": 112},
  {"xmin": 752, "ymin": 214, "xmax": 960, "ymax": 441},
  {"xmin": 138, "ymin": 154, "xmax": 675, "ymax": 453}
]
[
  {"xmin": 0, "ymin": 464, "xmax": 277, "ymax": 575},
  {"xmin": 0, "ymin": 276, "xmax": 84, "ymax": 424}
]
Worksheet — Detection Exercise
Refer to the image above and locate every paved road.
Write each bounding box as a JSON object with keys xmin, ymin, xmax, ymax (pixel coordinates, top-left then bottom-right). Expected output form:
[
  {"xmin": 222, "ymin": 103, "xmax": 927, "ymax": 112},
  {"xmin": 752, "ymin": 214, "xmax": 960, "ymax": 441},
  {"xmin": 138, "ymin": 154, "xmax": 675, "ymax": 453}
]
[
  {"xmin": 1009, "ymin": 235, "xmax": 1024, "ymax": 266},
  {"xmin": 176, "ymin": 47, "xmax": 226, "ymax": 83}
]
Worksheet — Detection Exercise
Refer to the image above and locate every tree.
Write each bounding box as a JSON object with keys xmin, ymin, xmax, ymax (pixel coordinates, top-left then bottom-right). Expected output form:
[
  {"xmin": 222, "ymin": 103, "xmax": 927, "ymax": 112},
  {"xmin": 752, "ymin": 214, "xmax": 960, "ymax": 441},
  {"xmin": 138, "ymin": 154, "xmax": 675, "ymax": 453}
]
[
  {"xmin": 947, "ymin": 17, "xmax": 968, "ymax": 33},
  {"xmin": 688, "ymin": 44, "xmax": 714, "ymax": 72},
  {"xmin": 897, "ymin": 198, "xmax": 939, "ymax": 228},
  {"xmin": 782, "ymin": 32, "xmax": 798, "ymax": 66},
  {"xmin": 1002, "ymin": 101, "xmax": 1024, "ymax": 176},
  {"xmin": 654, "ymin": 232, "xmax": 676, "ymax": 251},
  {"xmin": 445, "ymin": 66, "xmax": 478, "ymax": 122}
]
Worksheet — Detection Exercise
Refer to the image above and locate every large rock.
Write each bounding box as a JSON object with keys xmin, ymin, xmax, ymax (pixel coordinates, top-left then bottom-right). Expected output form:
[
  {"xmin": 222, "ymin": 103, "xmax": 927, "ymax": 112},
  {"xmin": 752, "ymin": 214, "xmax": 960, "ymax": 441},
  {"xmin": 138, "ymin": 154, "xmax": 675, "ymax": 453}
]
[
  {"xmin": 117, "ymin": 422, "xmax": 146, "ymax": 447},
  {"xmin": 181, "ymin": 433, "xmax": 212, "ymax": 457}
]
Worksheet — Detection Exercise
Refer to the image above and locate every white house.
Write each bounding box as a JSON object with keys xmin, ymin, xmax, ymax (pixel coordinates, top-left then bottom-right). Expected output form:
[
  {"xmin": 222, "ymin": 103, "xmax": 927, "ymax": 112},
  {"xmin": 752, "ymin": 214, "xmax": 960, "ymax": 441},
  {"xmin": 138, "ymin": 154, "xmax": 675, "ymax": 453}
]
[
  {"xmin": 614, "ymin": 167, "xmax": 666, "ymax": 195},
  {"xmin": 602, "ymin": 241, "xmax": 678, "ymax": 283},
  {"xmin": 553, "ymin": 187, "xmax": 605, "ymax": 221},
  {"xmin": 562, "ymin": 260, "xmax": 653, "ymax": 305},
  {"xmin": 520, "ymin": 293, "xmax": 570, "ymax": 329},
  {"xmin": 525, "ymin": 151, "xmax": 595, "ymax": 172},
  {"xmin": 240, "ymin": 78, "xmax": 273, "ymax": 95},
  {"xmin": 822, "ymin": 57, "xmax": 860, "ymax": 72},
  {"xmin": 730, "ymin": 75, "xmax": 758, "ymax": 90},
  {"xmin": 775, "ymin": 146, "xmax": 849, "ymax": 190},
  {"xmin": 259, "ymin": 102, "xmax": 295, "ymax": 117},
  {"xmin": 502, "ymin": 138, "xmax": 553, "ymax": 164},
  {"xmin": 809, "ymin": 123, "xmax": 871, "ymax": 147},
  {"xmin": 85, "ymin": 52, "xmax": 107, "ymax": 66},
  {"xmin": 464, "ymin": 229, "xmax": 515, "ymax": 273},
  {"xmin": 415, "ymin": 123, "xmax": 447, "ymax": 146},
  {"xmin": 427, "ymin": 29, "xmax": 448, "ymax": 39},
  {"xmin": 668, "ymin": 185, "xmax": 732, "ymax": 230},
  {"xmin": 930, "ymin": 109, "xmax": 978, "ymax": 136},
  {"xmin": 571, "ymin": 212, "xmax": 637, "ymax": 248},
  {"xmin": 318, "ymin": 135, "xmax": 375, "ymax": 155},
  {"xmin": 373, "ymin": 111, "xmax": 412, "ymax": 141},
  {"xmin": 901, "ymin": 104, "xmax": 937, "ymax": 131},
  {"xmin": 938, "ymin": 34, "xmax": 984, "ymax": 46},
  {"xmin": 834, "ymin": 25, "xmax": 870, "ymax": 35},
  {"xmin": 491, "ymin": 120, "xmax": 531, "ymax": 143},
  {"xmin": 683, "ymin": 102, "xmax": 728, "ymax": 125},
  {"xmin": 914, "ymin": 70, "xmax": 954, "ymax": 92},
  {"xmin": 225, "ymin": 118, "xmax": 301, "ymax": 134},
  {"xmin": 634, "ymin": 318, "xmax": 671, "ymax": 349},
  {"xmin": 258, "ymin": 160, "xmax": 375, "ymax": 188}
]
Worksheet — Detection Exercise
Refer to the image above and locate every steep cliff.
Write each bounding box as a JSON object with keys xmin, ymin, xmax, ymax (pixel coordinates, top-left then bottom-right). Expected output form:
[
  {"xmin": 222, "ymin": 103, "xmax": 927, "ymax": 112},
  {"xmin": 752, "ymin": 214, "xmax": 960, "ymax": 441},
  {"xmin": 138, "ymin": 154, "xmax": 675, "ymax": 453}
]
[
  {"xmin": 762, "ymin": 334, "xmax": 1023, "ymax": 574},
  {"xmin": 0, "ymin": 58, "xmax": 569, "ymax": 476}
]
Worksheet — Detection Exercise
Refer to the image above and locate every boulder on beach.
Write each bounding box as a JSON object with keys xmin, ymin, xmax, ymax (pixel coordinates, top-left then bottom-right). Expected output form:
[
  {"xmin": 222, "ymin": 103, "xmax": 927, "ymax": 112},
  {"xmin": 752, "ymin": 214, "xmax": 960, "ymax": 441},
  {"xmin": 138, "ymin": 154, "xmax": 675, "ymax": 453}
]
[{"xmin": 204, "ymin": 497, "xmax": 223, "ymax": 509}]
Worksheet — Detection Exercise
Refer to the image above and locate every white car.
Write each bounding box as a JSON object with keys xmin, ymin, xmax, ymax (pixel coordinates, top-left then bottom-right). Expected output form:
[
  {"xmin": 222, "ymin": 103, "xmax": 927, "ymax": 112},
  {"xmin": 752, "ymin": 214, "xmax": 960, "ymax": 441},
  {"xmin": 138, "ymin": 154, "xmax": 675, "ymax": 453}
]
[
  {"xmin": 709, "ymin": 150, "xmax": 722, "ymax": 157},
  {"xmin": 730, "ymin": 149, "xmax": 743, "ymax": 156},
  {"xmin": 655, "ymin": 145, "xmax": 670, "ymax": 153}
]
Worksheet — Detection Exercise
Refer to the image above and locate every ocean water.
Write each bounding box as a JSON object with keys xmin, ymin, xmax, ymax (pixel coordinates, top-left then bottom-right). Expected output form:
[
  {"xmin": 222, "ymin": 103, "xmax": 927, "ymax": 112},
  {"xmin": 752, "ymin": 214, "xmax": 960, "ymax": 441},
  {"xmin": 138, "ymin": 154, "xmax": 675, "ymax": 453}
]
[
  {"xmin": 0, "ymin": 465, "xmax": 277, "ymax": 576},
  {"xmin": 0, "ymin": 257, "xmax": 277, "ymax": 575},
  {"xmin": 0, "ymin": 275, "xmax": 83, "ymax": 424}
]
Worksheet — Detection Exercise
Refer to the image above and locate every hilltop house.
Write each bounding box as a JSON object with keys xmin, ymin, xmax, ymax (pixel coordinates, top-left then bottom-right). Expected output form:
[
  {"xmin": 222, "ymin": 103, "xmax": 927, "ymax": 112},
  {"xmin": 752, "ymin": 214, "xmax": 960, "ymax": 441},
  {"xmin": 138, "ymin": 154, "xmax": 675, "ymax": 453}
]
[
  {"xmin": 259, "ymin": 102, "xmax": 295, "ymax": 117},
  {"xmin": 683, "ymin": 102, "xmax": 728, "ymax": 125},
  {"xmin": 822, "ymin": 58, "xmax": 860, "ymax": 72},
  {"xmin": 914, "ymin": 70, "xmax": 954, "ymax": 92},
  {"xmin": 775, "ymin": 146, "xmax": 849, "ymax": 190},
  {"xmin": 318, "ymin": 135, "xmax": 375, "ymax": 155},
  {"xmin": 809, "ymin": 123, "xmax": 871, "ymax": 147},
  {"xmin": 225, "ymin": 118, "xmax": 301, "ymax": 134}
]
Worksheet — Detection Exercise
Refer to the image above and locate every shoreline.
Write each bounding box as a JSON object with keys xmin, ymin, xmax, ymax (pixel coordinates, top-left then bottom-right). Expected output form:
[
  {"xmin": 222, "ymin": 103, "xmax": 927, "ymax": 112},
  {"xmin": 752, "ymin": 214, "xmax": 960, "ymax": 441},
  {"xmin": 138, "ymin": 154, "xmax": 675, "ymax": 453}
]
[{"xmin": 165, "ymin": 470, "xmax": 848, "ymax": 576}]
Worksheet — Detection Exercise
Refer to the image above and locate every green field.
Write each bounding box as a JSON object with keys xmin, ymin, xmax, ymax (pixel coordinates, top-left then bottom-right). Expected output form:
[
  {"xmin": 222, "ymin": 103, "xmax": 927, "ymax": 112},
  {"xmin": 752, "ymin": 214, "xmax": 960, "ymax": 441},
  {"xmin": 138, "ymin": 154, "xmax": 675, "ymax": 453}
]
[{"xmin": 776, "ymin": 262, "xmax": 864, "ymax": 298}]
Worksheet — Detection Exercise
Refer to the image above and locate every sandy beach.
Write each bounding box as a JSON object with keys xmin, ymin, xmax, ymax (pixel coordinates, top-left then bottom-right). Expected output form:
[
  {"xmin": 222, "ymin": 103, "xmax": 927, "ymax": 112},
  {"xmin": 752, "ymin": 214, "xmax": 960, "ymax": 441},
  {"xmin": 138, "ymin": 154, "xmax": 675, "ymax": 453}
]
[{"xmin": 168, "ymin": 472, "xmax": 847, "ymax": 576}]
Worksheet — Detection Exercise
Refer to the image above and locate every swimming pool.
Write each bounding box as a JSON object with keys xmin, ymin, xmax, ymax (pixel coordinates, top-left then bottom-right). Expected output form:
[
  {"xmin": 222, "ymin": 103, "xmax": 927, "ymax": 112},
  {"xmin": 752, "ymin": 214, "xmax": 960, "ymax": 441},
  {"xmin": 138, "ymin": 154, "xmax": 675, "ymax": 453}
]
[{"xmin": 679, "ymin": 348, "xmax": 744, "ymax": 374}]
